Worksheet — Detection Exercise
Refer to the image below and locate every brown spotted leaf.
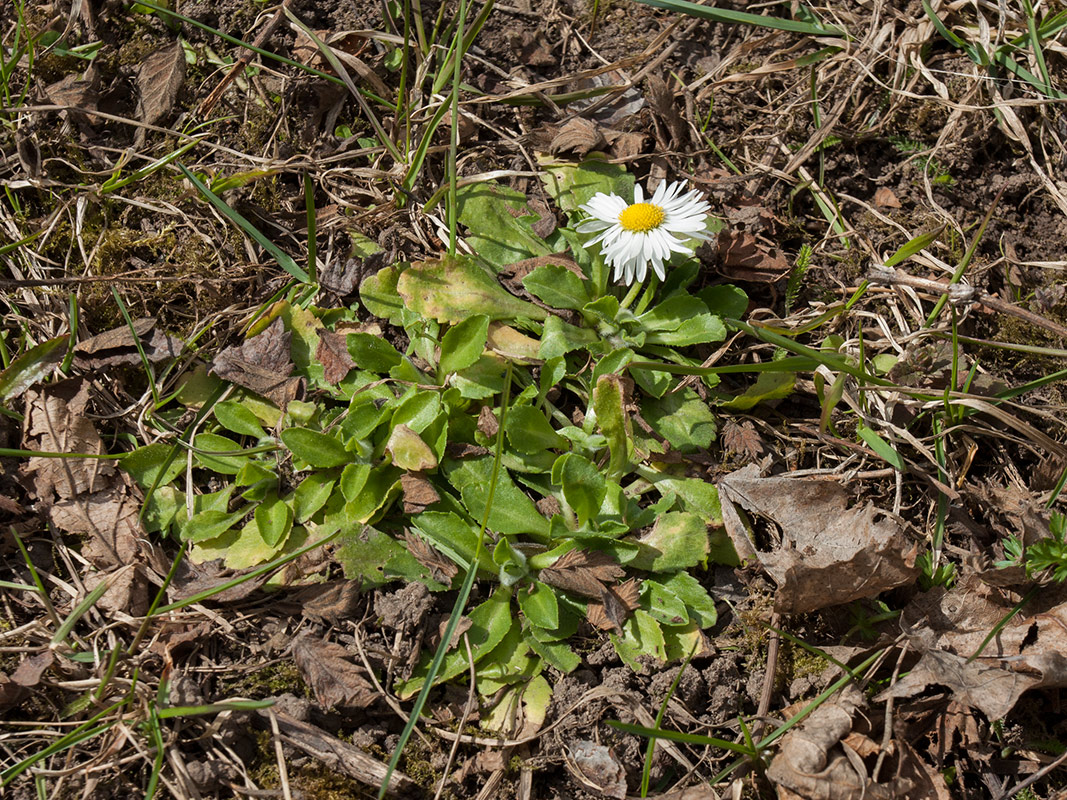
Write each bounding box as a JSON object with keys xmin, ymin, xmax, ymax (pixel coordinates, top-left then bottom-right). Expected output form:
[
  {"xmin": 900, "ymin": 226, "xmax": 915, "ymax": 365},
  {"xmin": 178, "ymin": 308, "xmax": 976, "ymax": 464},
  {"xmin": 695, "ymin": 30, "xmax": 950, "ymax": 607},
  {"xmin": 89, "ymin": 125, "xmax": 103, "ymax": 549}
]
[
  {"xmin": 403, "ymin": 529, "xmax": 457, "ymax": 585},
  {"xmin": 400, "ymin": 473, "xmax": 440, "ymax": 514},
  {"xmin": 539, "ymin": 548, "xmax": 624, "ymax": 599},
  {"xmin": 292, "ymin": 634, "xmax": 377, "ymax": 709},
  {"xmin": 716, "ymin": 230, "xmax": 790, "ymax": 282},
  {"xmin": 315, "ymin": 329, "xmax": 356, "ymax": 385},
  {"xmin": 137, "ymin": 43, "xmax": 185, "ymax": 128},
  {"xmin": 212, "ymin": 318, "xmax": 301, "ymax": 409}
]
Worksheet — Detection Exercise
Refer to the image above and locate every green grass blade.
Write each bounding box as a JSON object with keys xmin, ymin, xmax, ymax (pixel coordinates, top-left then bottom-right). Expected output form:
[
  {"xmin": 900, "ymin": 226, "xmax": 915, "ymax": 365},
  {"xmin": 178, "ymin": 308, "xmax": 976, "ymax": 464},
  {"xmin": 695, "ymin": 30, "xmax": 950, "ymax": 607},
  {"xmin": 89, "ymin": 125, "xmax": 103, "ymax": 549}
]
[
  {"xmin": 629, "ymin": 0, "xmax": 842, "ymax": 36},
  {"xmin": 177, "ymin": 164, "xmax": 310, "ymax": 283}
]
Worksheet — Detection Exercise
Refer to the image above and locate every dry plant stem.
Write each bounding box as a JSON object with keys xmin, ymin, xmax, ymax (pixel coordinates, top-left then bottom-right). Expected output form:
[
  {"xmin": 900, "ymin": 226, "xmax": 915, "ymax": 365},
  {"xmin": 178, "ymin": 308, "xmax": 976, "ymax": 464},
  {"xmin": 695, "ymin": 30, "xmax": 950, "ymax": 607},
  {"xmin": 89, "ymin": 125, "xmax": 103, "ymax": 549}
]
[
  {"xmin": 872, "ymin": 642, "xmax": 908, "ymax": 783},
  {"xmin": 199, "ymin": 0, "xmax": 292, "ymax": 117},
  {"xmin": 754, "ymin": 612, "xmax": 781, "ymax": 740},
  {"xmin": 996, "ymin": 746, "xmax": 1067, "ymax": 800},
  {"xmin": 868, "ymin": 265, "xmax": 1067, "ymax": 339},
  {"xmin": 268, "ymin": 710, "xmax": 293, "ymax": 800}
]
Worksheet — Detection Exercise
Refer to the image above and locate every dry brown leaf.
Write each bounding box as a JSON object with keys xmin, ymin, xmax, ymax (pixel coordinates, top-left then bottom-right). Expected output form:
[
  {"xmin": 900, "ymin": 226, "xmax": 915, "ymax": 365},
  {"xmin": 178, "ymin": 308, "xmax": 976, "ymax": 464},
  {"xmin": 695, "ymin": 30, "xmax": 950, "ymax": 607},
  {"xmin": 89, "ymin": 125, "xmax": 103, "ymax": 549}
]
[
  {"xmin": 85, "ymin": 565, "xmax": 150, "ymax": 617},
  {"xmin": 292, "ymin": 634, "xmax": 378, "ymax": 710},
  {"xmin": 315, "ymin": 329, "xmax": 356, "ymax": 385},
  {"xmin": 292, "ymin": 580, "xmax": 362, "ymax": 623},
  {"xmin": 566, "ymin": 740, "xmax": 627, "ymax": 799},
  {"xmin": 74, "ymin": 318, "xmax": 181, "ymax": 369},
  {"xmin": 646, "ymin": 74, "xmax": 687, "ymax": 147},
  {"xmin": 12, "ymin": 651, "xmax": 54, "ymax": 688},
  {"xmin": 715, "ymin": 230, "xmax": 790, "ymax": 282},
  {"xmin": 721, "ymin": 419, "xmax": 764, "ymax": 460},
  {"xmin": 539, "ymin": 548, "xmax": 625, "ymax": 599},
  {"xmin": 0, "ymin": 674, "xmax": 27, "ymax": 711},
  {"xmin": 403, "ymin": 529, "xmax": 457, "ymax": 585},
  {"xmin": 477, "ymin": 405, "xmax": 499, "ymax": 438},
  {"xmin": 44, "ymin": 70, "xmax": 100, "ymax": 123},
  {"xmin": 549, "ymin": 117, "xmax": 606, "ymax": 156},
  {"xmin": 400, "ymin": 473, "xmax": 440, "ymax": 515},
  {"xmin": 766, "ymin": 687, "xmax": 929, "ymax": 800},
  {"xmin": 879, "ymin": 575, "xmax": 1067, "ymax": 719},
  {"xmin": 587, "ymin": 577, "xmax": 641, "ymax": 632},
  {"xmin": 51, "ymin": 490, "xmax": 146, "ymax": 570},
  {"xmin": 212, "ymin": 318, "xmax": 301, "ymax": 409},
  {"xmin": 137, "ymin": 43, "xmax": 185, "ymax": 128},
  {"xmin": 23, "ymin": 380, "xmax": 113, "ymax": 500},
  {"xmin": 718, "ymin": 465, "xmax": 919, "ymax": 613},
  {"xmin": 873, "ymin": 187, "xmax": 902, "ymax": 208}
]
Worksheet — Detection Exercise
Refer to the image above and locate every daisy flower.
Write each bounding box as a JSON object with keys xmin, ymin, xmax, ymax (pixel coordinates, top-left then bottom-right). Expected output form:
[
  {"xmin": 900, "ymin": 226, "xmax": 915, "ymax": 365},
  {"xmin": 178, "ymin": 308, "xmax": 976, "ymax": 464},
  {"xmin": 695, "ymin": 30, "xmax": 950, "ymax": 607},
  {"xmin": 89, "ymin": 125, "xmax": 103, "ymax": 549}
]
[{"xmin": 577, "ymin": 180, "xmax": 711, "ymax": 286}]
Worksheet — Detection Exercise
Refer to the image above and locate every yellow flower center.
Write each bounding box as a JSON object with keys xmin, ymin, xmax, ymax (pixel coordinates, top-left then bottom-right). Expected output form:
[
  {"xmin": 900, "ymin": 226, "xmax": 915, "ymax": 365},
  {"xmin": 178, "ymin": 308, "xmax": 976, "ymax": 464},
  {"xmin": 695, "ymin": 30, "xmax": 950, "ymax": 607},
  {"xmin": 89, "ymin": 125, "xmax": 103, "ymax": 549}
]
[{"xmin": 618, "ymin": 202, "xmax": 665, "ymax": 233}]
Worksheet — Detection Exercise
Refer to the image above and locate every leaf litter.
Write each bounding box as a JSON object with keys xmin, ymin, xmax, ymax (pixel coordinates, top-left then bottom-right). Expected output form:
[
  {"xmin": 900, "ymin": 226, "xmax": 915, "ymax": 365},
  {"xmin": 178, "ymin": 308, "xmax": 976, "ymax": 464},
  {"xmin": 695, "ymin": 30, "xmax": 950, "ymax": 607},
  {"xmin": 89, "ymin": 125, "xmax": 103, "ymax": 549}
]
[{"xmin": 4, "ymin": 0, "xmax": 1067, "ymax": 797}]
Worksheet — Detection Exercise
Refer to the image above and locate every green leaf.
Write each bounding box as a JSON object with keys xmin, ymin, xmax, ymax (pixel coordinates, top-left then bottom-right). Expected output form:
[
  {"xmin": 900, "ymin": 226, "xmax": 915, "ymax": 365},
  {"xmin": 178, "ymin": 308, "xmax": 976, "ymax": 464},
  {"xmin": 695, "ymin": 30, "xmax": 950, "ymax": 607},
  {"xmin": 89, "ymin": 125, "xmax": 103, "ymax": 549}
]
[
  {"xmin": 143, "ymin": 485, "xmax": 181, "ymax": 534},
  {"xmin": 391, "ymin": 389, "xmax": 441, "ymax": 433},
  {"xmin": 182, "ymin": 507, "xmax": 248, "ymax": 543},
  {"xmin": 280, "ymin": 427, "xmax": 352, "ymax": 469},
  {"xmin": 518, "ymin": 580, "xmax": 559, "ymax": 629},
  {"xmin": 292, "ymin": 472, "xmax": 337, "ymax": 522},
  {"xmin": 554, "ymin": 453, "xmax": 606, "ymax": 528},
  {"xmin": 235, "ymin": 461, "xmax": 274, "ymax": 488},
  {"xmin": 337, "ymin": 463, "xmax": 370, "ymax": 503},
  {"xmin": 456, "ymin": 182, "xmax": 553, "ymax": 269},
  {"xmin": 719, "ymin": 371, "xmax": 795, "ymax": 411},
  {"xmin": 698, "ymin": 284, "xmax": 749, "ymax": 318},
  {"xmin": 214, "ymin": 400, "xmax": 267, "ymax": 439},
  {"xmin": 539, "ymin": 315, "xmax": 597, "ymax": 360},
  {"xmin": 522, "ymin": 265, "xmax": 590, "ymax": 310},
  {"xmin": 347, "ymin": 333, "xmax": 403, "ymax": 372},
  {"xmin": 338, "ymin": 525, "xmax": 439, "ymax": 589},
  {"xmin": 255, "ymin": 491, "xmax": 294, "ymax": 547},
  {"xmin": 193, "ymin": 433, "xmax": 248, "ymax": 475},
  {"xmin": 610, "ymin": 609, "xmax": 666, "ymax": 669},
  {"xmin": 398, "ymin": 588, "xmax": 516, "ymax": 698},
  {"xmin": 121, "ymin": 443, "xmax": 184, "ymax": 490},
  {"xmin": 638, "ymin": 295, "xmax": 726, "ymax": 346},
  {"xmin": 644, "ymin": 580, "xmax": 690, "ymax": 625},
  {"xmin": 629, "ymin": 511, "xmax": 709, "ymax": 571},
  {"xmin": 397, "ymin": 255, "xmax": 548, "ymax": 324},
  {"xmin": 505, "ymin": 405, "xmax": 566, "ymax": 454},
  {"xmin": 412, "ymin": 511, "xmax": 491, "ymax": 573},
  {"xmin": 453, "ymin": 354, "xmax": 507, "ymax": 399},
  {"xmin": 651, "ymin": 475, "xmax": 722, "ymax": 524},
  {"xmin": 538, "ymin": 156, "xmax": 634, "ymax": 216},
  {"xmin": 0, "ymin": 335, "xmax": 68, "ymax": 401},
  {"xmin": 344, "ymin": 465, "xmax": 401, "ymax": 523},
  {"xmin": 439, "ymin": 314, "xmax": 490, "ymax": 375},
  {"xmin": 527, "ymin": 636, "xmax": 581, "ymax": 673},
  {"xmin": 654, "ymin": 571, "xmax": 717, "ymax": 628},
  {"xmin": 444, "ymin": 457, "xmax": 550, "ymax": 539},
  {"xmin": 593, "ymin": 374, "xmax": 633, "ymax": 478},
  {"xmin": 642, "ymin": 388, "xmax": 717, "ymax": 453},
  {"xmin": 359, "ymin": 265, "xmax": 405, "ymax": 325},
  {"xmin": 856, "ymin": 422, "xmax": 905, "ymax": 470},
  {"xmin": 386, "ymin": 424, "xmax": 438, "ymax": 471}
]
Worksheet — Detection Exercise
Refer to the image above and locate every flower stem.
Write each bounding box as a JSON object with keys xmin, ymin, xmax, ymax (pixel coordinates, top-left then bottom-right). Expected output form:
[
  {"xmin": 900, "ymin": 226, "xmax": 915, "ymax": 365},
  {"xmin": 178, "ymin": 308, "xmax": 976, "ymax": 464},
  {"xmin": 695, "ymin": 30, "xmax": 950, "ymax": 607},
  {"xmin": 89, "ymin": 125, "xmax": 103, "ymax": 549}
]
[{"xmin": 621, "ymin": 275, "xmax": 658, "ymax": 312}]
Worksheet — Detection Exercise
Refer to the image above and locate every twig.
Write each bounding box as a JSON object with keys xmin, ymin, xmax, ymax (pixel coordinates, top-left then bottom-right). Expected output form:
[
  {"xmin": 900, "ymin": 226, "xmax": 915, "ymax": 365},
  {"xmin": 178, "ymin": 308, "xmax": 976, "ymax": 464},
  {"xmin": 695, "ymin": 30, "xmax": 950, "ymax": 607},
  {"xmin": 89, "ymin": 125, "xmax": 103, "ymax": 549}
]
[
  {"xmin": 199, "ymin": 1, "xmax": 292, "ymax": 117},
  {"xmin": 868, "ymin": 265, "xmax": 1067, "ymax": 340},
  {"xmin": 995, "ymin": 747, "xmax": 1067, "ymax": 800}
]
